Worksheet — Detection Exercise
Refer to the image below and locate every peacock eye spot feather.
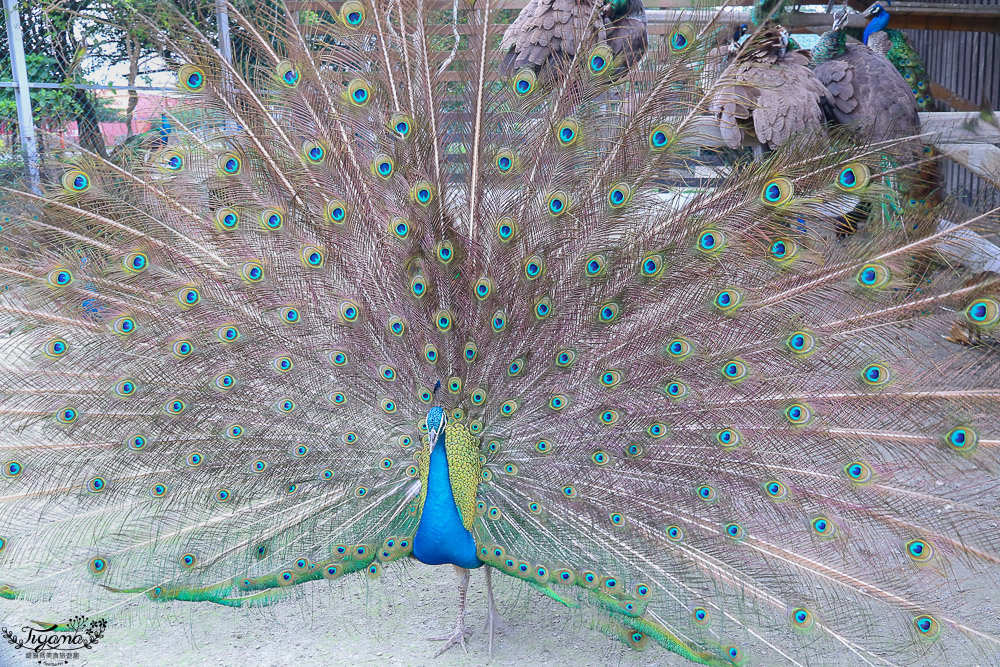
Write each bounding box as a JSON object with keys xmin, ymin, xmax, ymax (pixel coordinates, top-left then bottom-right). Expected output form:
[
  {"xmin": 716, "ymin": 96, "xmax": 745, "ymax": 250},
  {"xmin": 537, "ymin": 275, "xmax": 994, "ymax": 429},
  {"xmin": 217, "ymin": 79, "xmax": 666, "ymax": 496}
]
[
  {"xmin": 587, "ymin": 257, "xmax": 604, "ymax": 276},
  {"xmin": 907, "ymin": 539, "xmax": 934, "ymax": 563},
  {"xmin": 546, "ymin": 191, "xmax": 568, "ymax": 216},
  {"xmin": 608, "ymin": 183, "xmax": 631, "ymax": 208},
  {"xmin": 534, "ymin": 297, "xmax": 551, "ymax": 319},
  {"xmin": 784, "ymin": 403, "xmax": 812, "ymax": 425},
  {"xmin": 667, "ymin": 338, "xmax": 692, "ymax": 359},
  {"xmin": 913, "ymin": 615, "xmax": 940, "ymax": 639},
  {"xmin": 857, "ymin": 262, "xmax": 891, "ymax": 288},
  {"xmin": 178, "ymin": 65, "xmax": 206, "ymax": 93},
  {"xmin": 666, "ymin": 381, "xmax": 687, "ymax": 398},
  {"xmin": 648, "ymin": 123, "xmax": 675, "ymax": 151},
  {"xmin": 811, "ymin": 517, "xmax": 835, "ymax": 537},
  {"xmin": 714, "ymin": 288, "xmax": 742, "ymax": 312},
  {"xmin": 697, "ymin": 229, "xmax": 725, "ymax": 253},
  {"xmin": 601, "ymin": 409, "xmax": 620, "ymax": 425},
  {"xmin": 946, "ymin": 426, "xmax": 978, "ymax": 452},
  {"xmin": 692, "ymin": 607, "xmax": 710, "ymax": 625},
  {"xmin": 965, "ymin": 297, "xmax": 999, "ymax": 326},
  {"xmin": 761, "ymin": 177, "xmax": 794, "ymax": 206},
  {"xmin": 716, "ymin": 428, "xmax": 741, "ymax": 448},
  {"xmin": 512, "ymin": 69, "xmax": 536, "ymax": 95}
]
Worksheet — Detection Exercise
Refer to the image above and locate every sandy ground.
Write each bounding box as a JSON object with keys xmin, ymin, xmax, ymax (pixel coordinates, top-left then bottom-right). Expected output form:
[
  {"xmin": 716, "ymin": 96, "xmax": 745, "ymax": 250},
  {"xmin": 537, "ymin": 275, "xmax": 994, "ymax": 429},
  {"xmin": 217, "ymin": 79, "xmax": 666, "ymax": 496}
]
[
  {"xmin": 0, "ymin": 562, "xmax": 687, "ymax": 667},
  {"xmin": 9, "ymin": 558, "xmax": 987, "ymax": 667}
]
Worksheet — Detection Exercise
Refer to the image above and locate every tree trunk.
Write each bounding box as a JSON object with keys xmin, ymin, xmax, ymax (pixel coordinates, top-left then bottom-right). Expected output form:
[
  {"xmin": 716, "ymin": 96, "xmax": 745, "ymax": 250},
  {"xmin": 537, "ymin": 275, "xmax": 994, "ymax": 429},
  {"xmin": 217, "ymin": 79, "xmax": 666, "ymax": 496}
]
[
  {"xmin": 125, "ymin": 35, "xmax": 139, "ymax": 140},
  {"xmin": 50, "ymin": 3, "xmax": 108, "ymax": 160}
]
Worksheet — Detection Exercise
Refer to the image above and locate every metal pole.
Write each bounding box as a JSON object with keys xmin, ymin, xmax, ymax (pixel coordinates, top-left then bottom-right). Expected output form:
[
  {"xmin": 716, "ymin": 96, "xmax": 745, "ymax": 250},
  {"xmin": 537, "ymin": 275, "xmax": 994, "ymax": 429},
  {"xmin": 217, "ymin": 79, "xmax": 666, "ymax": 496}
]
[
  {"xmin": 216, "ymin": 0, "xmax": 232, "ymax": 63},
  {"xmin": 215, "ymin": 0, "xmax": 236, "ymax": 135},
  {"xmin": 4, "ymin": 0, "xmax": 41, "ymax": 192}
]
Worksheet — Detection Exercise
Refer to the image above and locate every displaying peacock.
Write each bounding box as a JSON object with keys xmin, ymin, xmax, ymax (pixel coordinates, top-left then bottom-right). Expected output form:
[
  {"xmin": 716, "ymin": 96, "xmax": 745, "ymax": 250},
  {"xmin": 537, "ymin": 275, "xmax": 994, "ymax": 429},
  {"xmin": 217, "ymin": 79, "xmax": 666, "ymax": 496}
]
[{"xmin": 1, "ymin": 1, "xmax": 999, "ymax": 665}]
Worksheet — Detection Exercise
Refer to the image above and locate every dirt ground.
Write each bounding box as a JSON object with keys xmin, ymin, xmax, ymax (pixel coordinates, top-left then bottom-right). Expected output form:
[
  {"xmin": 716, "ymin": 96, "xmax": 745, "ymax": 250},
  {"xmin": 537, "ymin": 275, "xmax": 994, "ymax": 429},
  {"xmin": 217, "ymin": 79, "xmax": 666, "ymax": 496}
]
[{"xmin": 0, "ymin": 562, "xmax": 679, "ymax": 667}]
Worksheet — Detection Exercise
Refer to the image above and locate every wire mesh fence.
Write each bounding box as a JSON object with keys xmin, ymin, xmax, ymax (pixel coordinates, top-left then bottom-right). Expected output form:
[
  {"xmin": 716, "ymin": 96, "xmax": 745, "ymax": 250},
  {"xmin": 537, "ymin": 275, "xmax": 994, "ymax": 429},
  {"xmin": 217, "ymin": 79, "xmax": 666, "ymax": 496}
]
[{"xmin": 0, "ymin": 0, "xmax": 208, "ymax": 186}]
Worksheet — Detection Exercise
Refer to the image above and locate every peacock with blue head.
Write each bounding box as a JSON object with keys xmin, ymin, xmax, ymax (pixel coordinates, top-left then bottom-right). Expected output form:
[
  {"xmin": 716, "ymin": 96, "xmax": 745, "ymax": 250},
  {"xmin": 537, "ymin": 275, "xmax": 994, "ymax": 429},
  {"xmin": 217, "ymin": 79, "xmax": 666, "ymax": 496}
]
[
  {"xmin": 862, "ymin": 0, "xmax": 934, "ymax": 109},
  {"xmin": 410, "ymin": 405, "xmax": 492, "ymax": 653},
  {"xmin": 412, "ymin": 405, "xmax": 483, "ymax": 570}
]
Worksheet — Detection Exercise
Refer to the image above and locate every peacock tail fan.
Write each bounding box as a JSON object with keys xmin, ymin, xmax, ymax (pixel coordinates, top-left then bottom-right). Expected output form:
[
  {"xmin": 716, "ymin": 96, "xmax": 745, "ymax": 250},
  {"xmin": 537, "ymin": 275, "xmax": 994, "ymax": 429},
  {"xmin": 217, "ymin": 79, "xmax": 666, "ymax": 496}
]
[{"xmin": 1, "ymin": 1, "xmax": 999, "ymax": 664}]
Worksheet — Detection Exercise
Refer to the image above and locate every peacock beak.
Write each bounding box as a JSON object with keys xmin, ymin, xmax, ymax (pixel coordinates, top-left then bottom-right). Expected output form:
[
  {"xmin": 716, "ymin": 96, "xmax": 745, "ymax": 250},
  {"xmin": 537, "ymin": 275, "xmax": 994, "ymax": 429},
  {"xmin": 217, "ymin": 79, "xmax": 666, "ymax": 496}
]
[{"xmin": 862, "ymin": 5, "xmax": 876, "ymax": 17}]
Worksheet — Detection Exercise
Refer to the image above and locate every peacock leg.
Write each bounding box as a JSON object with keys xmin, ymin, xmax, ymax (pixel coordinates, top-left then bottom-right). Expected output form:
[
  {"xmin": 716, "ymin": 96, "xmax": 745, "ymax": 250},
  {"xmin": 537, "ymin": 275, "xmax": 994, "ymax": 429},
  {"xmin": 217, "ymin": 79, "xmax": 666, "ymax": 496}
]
[
  {"xmin": 429, "ymin": 564, "xmax": 470, "ymax": 655},
  {"xmin": 484, "ymin": 566, "xmax": 509, "ymax": 659}
]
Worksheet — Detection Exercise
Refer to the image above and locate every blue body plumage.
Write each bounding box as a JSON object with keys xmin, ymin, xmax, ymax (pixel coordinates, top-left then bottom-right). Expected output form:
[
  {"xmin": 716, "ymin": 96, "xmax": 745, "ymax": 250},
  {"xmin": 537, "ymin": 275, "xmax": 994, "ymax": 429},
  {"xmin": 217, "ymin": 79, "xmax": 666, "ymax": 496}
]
[{"xmin": 412, "ymin": 408, "xmax": 483, "ymax": 570}]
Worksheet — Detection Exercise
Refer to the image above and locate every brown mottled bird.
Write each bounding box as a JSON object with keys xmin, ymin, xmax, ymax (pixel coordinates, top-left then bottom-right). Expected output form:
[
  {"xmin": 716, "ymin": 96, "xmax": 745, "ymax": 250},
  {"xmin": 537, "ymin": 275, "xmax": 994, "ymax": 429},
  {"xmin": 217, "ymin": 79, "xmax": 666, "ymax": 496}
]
[
  {"xmin": 811, "ymin": 9, "xmax": 929, "ymax": 235},
  {"xmin": 708, "ymin": 24, "xmax": 832, "ymax": 150},
  {"xmin": 812, "ymin": 10, "xmax": 919, "ymax": 143},
  {"xmin": 500, "ymin": 0, "xmax": 648, "ymax": 78}
]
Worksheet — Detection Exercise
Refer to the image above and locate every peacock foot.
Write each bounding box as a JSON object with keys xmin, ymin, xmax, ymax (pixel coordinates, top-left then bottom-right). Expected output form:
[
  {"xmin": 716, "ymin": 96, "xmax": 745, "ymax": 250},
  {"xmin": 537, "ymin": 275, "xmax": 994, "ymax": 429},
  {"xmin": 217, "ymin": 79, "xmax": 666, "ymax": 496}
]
[
  {"xmin": 482, "ymin": 566, "xmax": 508, "ymax": 659},
  {"xmin": 483, "ymin": 602, "xmax": 509, "ymax": 659},
  {"xmin": 429, "ymin": 621, "xmax": 469, "ymax": 656}
]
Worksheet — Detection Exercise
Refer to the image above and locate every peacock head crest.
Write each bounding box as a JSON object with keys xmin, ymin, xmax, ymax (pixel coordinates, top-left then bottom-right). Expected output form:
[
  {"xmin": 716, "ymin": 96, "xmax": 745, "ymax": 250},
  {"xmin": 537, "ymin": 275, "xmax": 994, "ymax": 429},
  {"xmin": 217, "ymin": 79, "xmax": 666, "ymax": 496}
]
[
  {"xmin": 861, "ymin": 2, "xmax": 890, "ymax": 44},
  {"xmin": 863, "ymin": 2, "xmax": 888, "ymax": 19},
  {"xmin": 426, "ymin": 406, "xmax": 446, "ymax": 450}
]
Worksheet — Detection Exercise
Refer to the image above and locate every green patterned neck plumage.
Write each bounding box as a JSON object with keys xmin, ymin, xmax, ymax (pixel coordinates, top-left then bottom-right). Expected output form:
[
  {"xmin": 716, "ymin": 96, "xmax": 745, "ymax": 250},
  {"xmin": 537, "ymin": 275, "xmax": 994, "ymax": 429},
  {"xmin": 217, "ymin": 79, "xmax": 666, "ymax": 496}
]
[
  {"xmin": 810, "ymin": 21, "xmax": 846, "ymax": 66},
  {"xmin": 605, "ymin": 0, "xmax": 628, "ymax": 19}
]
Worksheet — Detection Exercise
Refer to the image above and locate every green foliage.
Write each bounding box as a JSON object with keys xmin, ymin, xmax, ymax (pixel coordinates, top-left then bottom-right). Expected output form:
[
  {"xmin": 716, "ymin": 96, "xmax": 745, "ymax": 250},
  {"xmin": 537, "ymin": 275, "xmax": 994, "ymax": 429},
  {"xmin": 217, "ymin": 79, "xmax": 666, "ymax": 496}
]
[{"xmin": 0, "ymin": 53, "xmax": 123, "ymax": 128}]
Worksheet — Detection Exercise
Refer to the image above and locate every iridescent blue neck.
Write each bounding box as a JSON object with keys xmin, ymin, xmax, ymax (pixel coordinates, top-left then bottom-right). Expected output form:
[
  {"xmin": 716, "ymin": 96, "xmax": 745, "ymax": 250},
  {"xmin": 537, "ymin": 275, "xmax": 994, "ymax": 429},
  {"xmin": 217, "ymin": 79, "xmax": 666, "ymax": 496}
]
[{"xmin": 863, "ymin": 9, "xmax": 890, "ymax": 44}]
